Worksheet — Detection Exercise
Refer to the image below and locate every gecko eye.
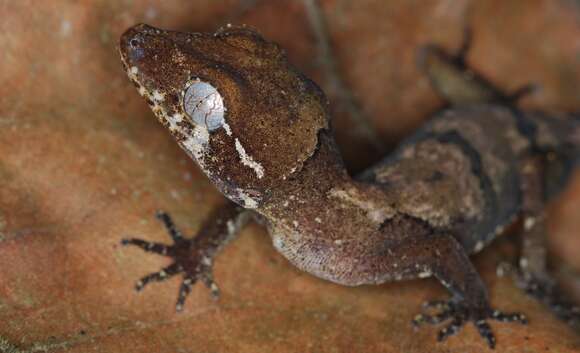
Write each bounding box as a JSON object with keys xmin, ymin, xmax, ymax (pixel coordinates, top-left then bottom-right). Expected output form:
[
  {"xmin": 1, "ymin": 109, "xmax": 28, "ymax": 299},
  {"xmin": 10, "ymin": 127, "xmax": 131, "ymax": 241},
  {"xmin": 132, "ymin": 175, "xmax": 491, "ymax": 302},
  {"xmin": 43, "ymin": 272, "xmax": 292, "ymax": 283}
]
[{"xmin": 183, "ymin": 80, "xmax": 226, "ymax": 131}]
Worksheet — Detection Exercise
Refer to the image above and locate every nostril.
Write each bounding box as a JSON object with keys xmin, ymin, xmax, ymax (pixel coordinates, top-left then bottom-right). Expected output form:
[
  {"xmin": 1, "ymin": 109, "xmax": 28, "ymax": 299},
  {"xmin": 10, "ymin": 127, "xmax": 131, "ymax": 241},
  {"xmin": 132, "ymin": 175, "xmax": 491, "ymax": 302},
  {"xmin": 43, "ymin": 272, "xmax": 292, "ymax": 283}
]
[
  {"xmin": 125, "ymin": 35, "xmax": 145, "ymax": 61},
  {"xmin": 129, "ymin": 38, "xmax": 140, "ymax": 48}
]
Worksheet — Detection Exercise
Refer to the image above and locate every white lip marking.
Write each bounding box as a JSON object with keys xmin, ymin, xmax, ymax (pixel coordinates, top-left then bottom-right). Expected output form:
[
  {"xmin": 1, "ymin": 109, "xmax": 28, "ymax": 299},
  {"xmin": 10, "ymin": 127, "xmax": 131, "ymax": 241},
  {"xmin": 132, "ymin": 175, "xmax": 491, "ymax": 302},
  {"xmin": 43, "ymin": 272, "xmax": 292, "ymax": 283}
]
[
  {"xmin": 182, "ymin": 125, "xmax": 211, "ymax": 169},
  {"xmin": 152, "ymin": 90, "xmax": 165, "ymax": 102},
  {"xmin": 222, "ymin": 122, "xmax": 232, "ymax": 136},
  {"xmin": 167, "ymin": 113, "xmax": 184, "ymax": 131},
  {"xmin": 238, "ymin": 190, "xmax": 258, "ymax": 208},
  {"xmin": 235, "ymin": 138, "xmax": 265, "ymax": 179}
]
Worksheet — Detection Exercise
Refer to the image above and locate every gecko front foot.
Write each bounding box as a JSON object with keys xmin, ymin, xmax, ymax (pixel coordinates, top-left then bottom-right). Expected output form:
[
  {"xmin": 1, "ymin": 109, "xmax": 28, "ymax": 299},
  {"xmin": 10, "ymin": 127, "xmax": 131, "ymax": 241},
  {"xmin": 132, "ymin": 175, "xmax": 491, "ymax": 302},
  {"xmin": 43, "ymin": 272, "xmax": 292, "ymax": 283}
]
[
  {"xmin": 412, "ymin": 299, "xmax": 527, "ymax": 349},
  {"xmin": 121, "ymin": 211, "xmax": 220, "ymax": 311}
]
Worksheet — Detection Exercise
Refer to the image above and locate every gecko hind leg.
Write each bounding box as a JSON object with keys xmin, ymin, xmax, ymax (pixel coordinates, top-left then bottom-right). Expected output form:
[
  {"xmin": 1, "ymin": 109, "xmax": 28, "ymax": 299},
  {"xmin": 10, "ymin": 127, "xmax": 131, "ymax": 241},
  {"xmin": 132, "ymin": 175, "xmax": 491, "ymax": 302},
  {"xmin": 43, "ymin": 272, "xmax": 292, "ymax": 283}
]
[
  {"xmin": 417, "ymin": 27, "xmax": 537, "ymax": 107},
  {"xmin": 121, "ymin": 204, "xmax": 249, "ymax": 311},
  {"xmin": 510, "ymin": 156, "xmax": 580, "ymax": 326}
]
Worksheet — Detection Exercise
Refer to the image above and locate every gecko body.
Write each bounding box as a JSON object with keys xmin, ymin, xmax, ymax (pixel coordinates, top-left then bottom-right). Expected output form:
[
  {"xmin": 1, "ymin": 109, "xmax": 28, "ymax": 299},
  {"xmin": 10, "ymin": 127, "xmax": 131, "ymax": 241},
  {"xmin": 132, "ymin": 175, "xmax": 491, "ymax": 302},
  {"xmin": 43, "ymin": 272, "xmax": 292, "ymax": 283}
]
[{"xmin": 119, "ymin": 24, "xmax": 580, "ymax": 348}]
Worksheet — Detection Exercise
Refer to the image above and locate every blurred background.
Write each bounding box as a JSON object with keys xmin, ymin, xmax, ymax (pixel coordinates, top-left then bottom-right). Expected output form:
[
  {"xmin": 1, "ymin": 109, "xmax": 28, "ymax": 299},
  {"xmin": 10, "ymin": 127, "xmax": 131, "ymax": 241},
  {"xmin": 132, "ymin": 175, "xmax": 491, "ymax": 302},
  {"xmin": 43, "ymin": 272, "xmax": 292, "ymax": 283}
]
[{"xmin": 0, "ymin": 0, "xmax": 579, "ymax": 352}]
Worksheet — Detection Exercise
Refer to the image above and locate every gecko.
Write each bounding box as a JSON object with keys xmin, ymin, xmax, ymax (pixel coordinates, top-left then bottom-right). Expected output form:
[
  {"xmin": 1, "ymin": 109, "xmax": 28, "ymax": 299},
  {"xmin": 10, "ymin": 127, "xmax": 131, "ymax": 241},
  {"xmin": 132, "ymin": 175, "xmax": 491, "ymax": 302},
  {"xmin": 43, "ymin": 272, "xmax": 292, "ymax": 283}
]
[{"xmin": 118, "ymin": 23, "xmax": 580, "ymax": 348}]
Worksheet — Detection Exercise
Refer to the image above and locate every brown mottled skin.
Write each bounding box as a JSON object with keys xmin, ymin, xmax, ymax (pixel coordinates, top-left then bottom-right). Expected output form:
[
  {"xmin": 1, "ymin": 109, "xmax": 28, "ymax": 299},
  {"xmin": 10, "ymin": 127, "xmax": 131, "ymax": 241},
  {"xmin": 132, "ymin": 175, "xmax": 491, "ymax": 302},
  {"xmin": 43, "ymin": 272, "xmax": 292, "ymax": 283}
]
[{"xmin": 119, "ymin": 24, "xmax": 580, "ymax": 348}]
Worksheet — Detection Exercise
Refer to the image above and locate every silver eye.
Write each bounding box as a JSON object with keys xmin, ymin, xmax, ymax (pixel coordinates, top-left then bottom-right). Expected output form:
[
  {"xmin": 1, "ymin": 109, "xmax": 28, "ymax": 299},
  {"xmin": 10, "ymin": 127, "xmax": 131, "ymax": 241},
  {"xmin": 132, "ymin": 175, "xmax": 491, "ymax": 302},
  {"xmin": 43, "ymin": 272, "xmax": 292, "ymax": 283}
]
[{"xmin": 183, "ymin": 80, "xmax": 226, "ymax": 131}]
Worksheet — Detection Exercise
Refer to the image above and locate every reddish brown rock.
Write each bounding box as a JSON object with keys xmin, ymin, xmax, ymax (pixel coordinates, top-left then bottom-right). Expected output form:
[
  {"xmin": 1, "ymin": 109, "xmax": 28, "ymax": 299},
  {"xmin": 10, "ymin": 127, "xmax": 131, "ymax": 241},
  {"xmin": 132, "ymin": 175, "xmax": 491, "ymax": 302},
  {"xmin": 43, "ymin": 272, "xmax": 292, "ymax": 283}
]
[{"xmin": 0, "ymin": 1, "xmax": 579, "ymax": 352}]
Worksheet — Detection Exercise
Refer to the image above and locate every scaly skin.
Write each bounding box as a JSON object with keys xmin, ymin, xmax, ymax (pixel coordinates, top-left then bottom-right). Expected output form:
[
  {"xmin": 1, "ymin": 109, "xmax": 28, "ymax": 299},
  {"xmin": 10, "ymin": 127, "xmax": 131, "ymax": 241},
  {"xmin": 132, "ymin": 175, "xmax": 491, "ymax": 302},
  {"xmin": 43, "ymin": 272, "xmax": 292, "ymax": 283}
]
[{"xmin": 118, "ymin": 24, "xmax": 580, "ymax": 349}]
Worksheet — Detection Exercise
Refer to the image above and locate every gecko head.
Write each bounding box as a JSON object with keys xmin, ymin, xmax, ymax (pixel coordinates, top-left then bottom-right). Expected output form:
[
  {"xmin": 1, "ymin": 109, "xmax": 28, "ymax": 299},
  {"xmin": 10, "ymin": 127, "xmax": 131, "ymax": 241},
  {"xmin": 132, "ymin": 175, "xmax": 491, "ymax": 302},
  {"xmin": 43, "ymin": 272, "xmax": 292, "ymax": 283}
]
[{"xmin": 119, "ymin": 24, "xmax": 331, "ymax": 209}]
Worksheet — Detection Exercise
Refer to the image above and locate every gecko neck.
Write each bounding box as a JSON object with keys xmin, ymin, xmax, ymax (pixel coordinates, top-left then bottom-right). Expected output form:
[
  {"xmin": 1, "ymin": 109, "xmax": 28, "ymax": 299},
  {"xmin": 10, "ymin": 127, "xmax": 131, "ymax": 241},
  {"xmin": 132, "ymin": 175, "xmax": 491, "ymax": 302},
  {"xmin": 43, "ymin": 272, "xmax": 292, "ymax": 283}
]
[{"xmin": 259, "ymin": 130, "xmax": 356, "ymax": 218}]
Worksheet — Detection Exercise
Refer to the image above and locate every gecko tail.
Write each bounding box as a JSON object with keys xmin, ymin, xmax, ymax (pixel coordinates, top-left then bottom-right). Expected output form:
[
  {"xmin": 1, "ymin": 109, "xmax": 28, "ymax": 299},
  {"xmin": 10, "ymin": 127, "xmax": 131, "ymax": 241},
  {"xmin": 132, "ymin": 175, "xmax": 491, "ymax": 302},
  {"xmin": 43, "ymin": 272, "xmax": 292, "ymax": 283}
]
[{"xmin": 567, "ymin": 113, "xmax": 580, "ymax": 164}]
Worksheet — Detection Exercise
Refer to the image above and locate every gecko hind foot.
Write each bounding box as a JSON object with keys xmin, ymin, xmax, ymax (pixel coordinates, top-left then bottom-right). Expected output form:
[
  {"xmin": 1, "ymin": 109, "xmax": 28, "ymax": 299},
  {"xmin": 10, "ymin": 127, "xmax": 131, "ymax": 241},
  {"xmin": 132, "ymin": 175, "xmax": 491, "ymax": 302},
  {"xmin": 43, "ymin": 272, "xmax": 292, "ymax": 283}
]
[
  {"xmin": 412, "ymin": 299, "xmax": 527, "ymax": 349},
  {"xmin": 121, "ymin": 211, "xmax": 220, "ymax": 311}
]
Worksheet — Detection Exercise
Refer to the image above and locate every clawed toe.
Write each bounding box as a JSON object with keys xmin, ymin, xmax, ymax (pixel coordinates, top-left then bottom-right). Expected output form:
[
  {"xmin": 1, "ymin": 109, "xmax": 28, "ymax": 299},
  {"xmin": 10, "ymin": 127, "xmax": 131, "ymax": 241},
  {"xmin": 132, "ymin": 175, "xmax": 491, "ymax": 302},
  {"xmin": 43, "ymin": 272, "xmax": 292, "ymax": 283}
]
[
  {"xmin": 156, "ymin": 210, "xmax": 184, "ymax": 242},
  {"xmin": 134, "ymin": 262, "xmax": 181, "ymax": 291},
  {"xmin": 412, "ymin": 299, "xmax": 527, "ymax": 349},
  {"xmin": 474, "ymin": 319, "xmax": 495, "ymax": 348},
  {"xmin": 200, "ymin": 273, "xmax": 221, "ymax": 299},
  {"xmin": 412, "ymin": 311, "xmax": 451, "ymax": 326},
  {"xmin": 121, "ymin": 238, "xmax": 171, "ymax": 255},
  {"xmin": 175, "ymin": 277, "xmax": 194, "ymax": 311},
  {"xmin": 506, "ymin": 267, "xmax": 580, "ymax": 326},
  {"xmin": 437, "ymin": 317, "xmax": 464, "ymax": 342},
  {"xmin": 422, "ymin": 300, "xmax": 449, "ymax": 310},
  {"xmin": 490, "ymin": 310, "xmax": 527, "ymax": 323}
]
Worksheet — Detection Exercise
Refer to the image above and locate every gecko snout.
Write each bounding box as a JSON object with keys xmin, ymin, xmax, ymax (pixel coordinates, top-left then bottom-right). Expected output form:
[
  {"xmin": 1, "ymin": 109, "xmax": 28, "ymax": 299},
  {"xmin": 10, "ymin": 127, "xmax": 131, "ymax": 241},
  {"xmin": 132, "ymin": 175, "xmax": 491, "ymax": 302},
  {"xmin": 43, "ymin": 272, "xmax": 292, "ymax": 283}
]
[
  {"xmin": 119, "ymin": 23, "xmax": 175, "ymax": 69},
  {"xmin": 119, "ymin": 23, "xmax": 155, "ymax": 64}
]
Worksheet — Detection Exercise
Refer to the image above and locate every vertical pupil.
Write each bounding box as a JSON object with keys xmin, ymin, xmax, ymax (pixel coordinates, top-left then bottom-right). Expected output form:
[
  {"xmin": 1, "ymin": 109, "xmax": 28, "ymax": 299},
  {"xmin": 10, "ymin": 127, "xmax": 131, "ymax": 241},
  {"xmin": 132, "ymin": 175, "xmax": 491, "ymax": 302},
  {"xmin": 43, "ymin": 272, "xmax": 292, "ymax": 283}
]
[{"xmin": 183, "ymin": 81, "xmax": 225, "ymax": 131}]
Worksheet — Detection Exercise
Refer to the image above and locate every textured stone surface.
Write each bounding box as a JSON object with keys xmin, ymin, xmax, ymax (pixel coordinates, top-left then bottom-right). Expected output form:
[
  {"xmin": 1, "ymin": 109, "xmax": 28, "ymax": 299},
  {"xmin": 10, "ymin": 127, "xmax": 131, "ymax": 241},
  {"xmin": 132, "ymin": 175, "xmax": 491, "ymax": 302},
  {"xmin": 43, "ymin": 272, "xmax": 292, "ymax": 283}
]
[{"xmin": 0, "ymin": 0, "xmax": 579, "ymax": 352}]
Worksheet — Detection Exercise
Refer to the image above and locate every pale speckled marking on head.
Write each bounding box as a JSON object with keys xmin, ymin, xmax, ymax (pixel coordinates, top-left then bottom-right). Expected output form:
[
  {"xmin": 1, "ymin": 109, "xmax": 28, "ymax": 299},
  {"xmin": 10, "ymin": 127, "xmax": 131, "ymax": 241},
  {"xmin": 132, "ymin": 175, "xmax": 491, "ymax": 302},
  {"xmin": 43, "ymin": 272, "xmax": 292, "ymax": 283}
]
[
  {"xmin": 236, "ymin": 190, "xmax": 259, "ymax": 209},
  {"xmin": 182, "ymin": 125, "xmax": 211, "ymax": 171},
  {"xmin": 125, "ymin": 65, "xmax": 148, "ymax": 99},
  {"xmin": 222, "ymin": 122, "xmax": 232, "ymax": 136},
  {"xmin": 234, "ymin": 138, "xmax": 265, "ymax": 179},
  {"xmin": 167, "ymin": 113, "xmax": 184, "ymax": 131},
  {"xmin": 122, "ymin": 58, "xmax": 175, "ymax": 131},
  {"xmin": 174, "ymin": 78, "xmax": 246, "ymax": 178},
  {"xmin": 152, "ymin": 90, "xmax": 165, "ymax": 102},
  {"xmin": 122, "ymin": 67, "xmax": 230, "ymax": 171}
]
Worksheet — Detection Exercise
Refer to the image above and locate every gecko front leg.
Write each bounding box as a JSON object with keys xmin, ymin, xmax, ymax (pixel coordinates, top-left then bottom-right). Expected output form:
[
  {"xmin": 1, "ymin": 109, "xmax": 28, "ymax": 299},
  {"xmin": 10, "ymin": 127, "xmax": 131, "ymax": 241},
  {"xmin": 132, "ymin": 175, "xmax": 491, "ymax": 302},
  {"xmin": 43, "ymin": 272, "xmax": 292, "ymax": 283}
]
[
  {"xmin": 121, "ymin": 203, "xmax": 252, "ymax": 311},
  {"xmin": 408, "ymin": 234, "xmax": 527, "ymax": 348}
]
